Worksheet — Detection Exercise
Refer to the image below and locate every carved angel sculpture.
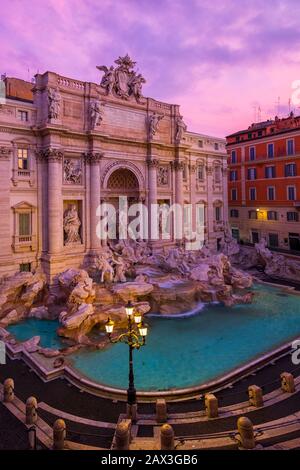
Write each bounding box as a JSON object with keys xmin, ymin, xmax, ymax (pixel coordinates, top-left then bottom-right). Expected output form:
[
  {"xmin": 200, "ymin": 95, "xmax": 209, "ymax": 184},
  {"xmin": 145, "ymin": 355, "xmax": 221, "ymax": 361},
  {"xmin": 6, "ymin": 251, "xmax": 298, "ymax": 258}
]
[{"xmin": 97, "ymin": 65, "xmax": 115, "ymax": 95}]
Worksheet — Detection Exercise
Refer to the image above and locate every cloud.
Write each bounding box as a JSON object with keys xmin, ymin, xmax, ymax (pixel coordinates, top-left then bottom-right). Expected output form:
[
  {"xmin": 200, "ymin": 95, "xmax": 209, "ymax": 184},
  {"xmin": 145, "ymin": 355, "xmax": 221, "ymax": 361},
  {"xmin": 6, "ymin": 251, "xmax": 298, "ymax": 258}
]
[{"xmin": 1, "ymin": 0, "xmax": 300, "ymax": 136}]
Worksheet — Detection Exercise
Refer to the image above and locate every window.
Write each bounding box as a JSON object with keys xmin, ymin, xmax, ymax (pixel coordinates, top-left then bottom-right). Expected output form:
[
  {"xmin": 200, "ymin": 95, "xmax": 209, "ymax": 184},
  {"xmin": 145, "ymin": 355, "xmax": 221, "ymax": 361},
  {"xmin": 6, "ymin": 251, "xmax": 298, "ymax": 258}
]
[
  {"xmin": 249, "ymin": 210, "xmax": 258, "ymax": 219},
  {"xmin": 267, "ymin": 143, "xmax": 274, "ymax": 158},
  {"xmin": 231, "ymin": 150, "xmax": 237, "ymax": 164},
  {"xmin": 247, "ymin": 168, "xmax": 257, "ymax": 180},
  {"xmin": 231, "ymin": 188, "xmax": 237, "ymax": 201},
  {"xmin": 248, "ymin": 132, "xmax": 252, "ymax": 139},
  {"xmin": 285, "ymin": 163, "xmax": 296, "ymax": 177},
  {"xmin": 267, "ymin": 211, "xmax": 277, "ymax": 220},
  {"xmin": 183, "ymin": 163, "xmax": 188, "ymax": 181},
  {"xmin": 232, "ymin": 228, "xmax": 240, "ymax": 240},
  {"xmin": 214, "ymin": 165, "xmax": 221, "ymax": 183},
  {"xmin": 198, "ymin": 140, "xmax": 203, "ymax": 148},
  {"xmin": 265, "ymin": 166, "xmax": 275, "ymax": 178},
  {"xmin": 230, "ymin": 170, "xmax": 237, "ymax": 181},
  {"xmin": 17, "ymin": 148, "xmax": 28, "ymax": 170},
  {"xmin": 249, "ymin": 146, "xmax": 256, "ymax": 161},
  {"xmin": 269, "ymin": 233, "xmax": 279, "ymax": 247},
  {"xmin": 287, "ymin": 211, "xmax": 299, "ymax": 222},
  {"xmin": 288, "ymin": 186, "xmax": 296, "ymax": 201},
  {"xmin": 197, "ymin": 165, "xmax": 204, "ymax": 180},
  {"xmin": 19, "ymin": 263, "xmax": 31, "ymax": 272},
  {"xmin": 252, "ymin": 231, "xmax": 259, "ymax": 243},
  {"xmin": 214, "ymin": 142, "xmax": 219, "ymax": 150},
  {"xmin": 17, "ymin": 110, "xmax": 28, "ymax": 122},
  {"xmin": 215, "ymin": 206, "xmax": 221, "ymax": 221},
  {"xmin": 287, "ymin": 139, "xmax": 294, "ymax": 155},
  {"xmin": 267, "ymin": 186, "xmax": 275, "ymax": 201},
  {"xmin": 230, "ymin": 209, "xmax": 239, "ymax": 218},
  {"xmin": 19, "ymin": 213, "xmax": 31, "ymax": 236},
  {"xmin": 249, "ymin": 187, "xmax": 256, "ymax": 201}
]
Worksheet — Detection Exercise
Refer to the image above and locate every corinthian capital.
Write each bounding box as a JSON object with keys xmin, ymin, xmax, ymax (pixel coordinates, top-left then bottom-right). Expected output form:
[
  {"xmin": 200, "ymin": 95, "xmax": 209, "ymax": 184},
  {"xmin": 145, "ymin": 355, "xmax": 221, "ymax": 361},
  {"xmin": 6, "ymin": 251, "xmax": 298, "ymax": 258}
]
[
  {"xmin": 147, "ymin": 158, "xmax": 159, "ymax": 168},
  {"xmin": 0, "ymin": 147, "xmax": 12, "ymax": 160},
  {"xmin": 36, "ymin": 148, "xmax": 64, "ymax": 162},
  {"xmin": 84, "ymin": 151, "xmax": 104, "ymax": 164},
  {"xmin": 171, "ymin": 160, "xmax": 184, "ymax": 171}
]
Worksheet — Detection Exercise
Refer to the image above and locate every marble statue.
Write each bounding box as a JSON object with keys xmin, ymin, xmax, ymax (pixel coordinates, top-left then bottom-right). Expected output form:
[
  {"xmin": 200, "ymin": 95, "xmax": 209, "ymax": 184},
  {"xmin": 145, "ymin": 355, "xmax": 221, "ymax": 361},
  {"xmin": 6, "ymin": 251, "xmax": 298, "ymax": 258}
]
[
  {"xmin": 97, "ymin": 65, "xmax": 115, "ymax": 94},
  {"xmin": 129, "ymin": 73, "xmax": 146, "ymax": 103},
  {"xmin": 97, "ymin": 54, "xmax": 146, "ymax": 102},
  {"xmin": 96, "ymin": 251, "xmax": 114, "ymax": 283},
  {"xmin": 89, "ymin": 99, "xmax": 104, "ymax": 129},
  {"xmin": 175, "ymin": 115, "xmax": 187, "ymax": 142},
  {"xmin": 113, "ymin": 254, "xmax": 127, "ymax": 283},
  {"xmin": 48, "ymin": 87, "xmax": 61, "ymax": 120},
  {"xmin": 63, "ymin": 159, "xmax": 82, "ymax": 184},
  {"xmin": 221, "ymin": 226, "xmax": 240, "ymax": 256},
  {"xmin": 148, "ymin": 113, "xmax": 164, "ymax": 139},
  {"xmin": 63, "ymin": 204, "xmax": 81, "ymax": 245}
]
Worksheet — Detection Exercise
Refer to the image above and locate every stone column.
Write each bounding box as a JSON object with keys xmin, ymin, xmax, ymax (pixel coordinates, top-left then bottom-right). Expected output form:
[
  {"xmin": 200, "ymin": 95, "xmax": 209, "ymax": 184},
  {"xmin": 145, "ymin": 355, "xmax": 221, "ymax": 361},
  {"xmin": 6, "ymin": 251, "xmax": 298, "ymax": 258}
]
[
  {"xmin": 0, "ymin": 147, "xmax": 14, "ymax": 274},
  {"xmin": 174, "ymin": 160, "xmax": 184, "ymax": 241},
  {"xmin": 222, "ymin": 166, "xmax": 229, "ymax": 225},
  {"xmin": 189, "ymin": 163, "xmax": 197, "ymax": 241},
  {"xmin": 43, "ymin": 149, "xmax": 64, "ymax": 254},
  {"xmin": 206, "ymin": 163, "xmax": 215, "ymax": 250},
  {"xmin": 85, "ymin": 152, "xmax": 103, "ymax": 251},
  {"xmin": 147, "ymin": 159, "xmax": 158, "ymax": 241}
]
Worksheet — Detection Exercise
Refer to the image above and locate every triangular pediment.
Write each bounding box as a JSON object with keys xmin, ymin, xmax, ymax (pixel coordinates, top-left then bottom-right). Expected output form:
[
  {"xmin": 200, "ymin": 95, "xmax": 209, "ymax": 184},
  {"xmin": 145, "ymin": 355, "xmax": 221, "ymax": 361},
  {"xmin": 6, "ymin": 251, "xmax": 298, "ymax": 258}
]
[{"xmin": 12, "ymin": 201, "xmax": 36, "ymax": 211}]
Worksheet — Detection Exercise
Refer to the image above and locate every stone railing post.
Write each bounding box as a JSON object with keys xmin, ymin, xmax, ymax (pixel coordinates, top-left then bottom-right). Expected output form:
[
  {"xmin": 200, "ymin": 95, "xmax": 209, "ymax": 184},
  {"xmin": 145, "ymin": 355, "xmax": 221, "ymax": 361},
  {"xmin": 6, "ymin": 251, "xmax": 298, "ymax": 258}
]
[
  {"xmin": 53, "ymin": 419, "xmax": 66, "ymax": 450},
  {"xmin": 237, "ymin": 417, "xmax": 256, "ymax": 450},
  {"xmin": 160, "ymin": 424, "xmax": 175, "ymax": 450},
  {"xmin": 248, "ymin": 385, "xmax": 263, "ymax": 407},
  {"xmin": 26, "ymin": 396, "xmax": 38, "ymax": 425},
  {"xmin": 205, "ymin": 393, "xmax": 218, "ymax": 418},
  {"xmin": 156, "ymin": 398, "xmax": 167, "ymax": 423},
  {"xmin": 281, "ymin": 372, "xmax": 295, "ymax": 393},
  {"xmin": 115, "ymin": 419, "xmax": 131, "ymax": 450},
  {"xmin": 3, "ymin": 378, "xmax": 14, "ymax": 402}
]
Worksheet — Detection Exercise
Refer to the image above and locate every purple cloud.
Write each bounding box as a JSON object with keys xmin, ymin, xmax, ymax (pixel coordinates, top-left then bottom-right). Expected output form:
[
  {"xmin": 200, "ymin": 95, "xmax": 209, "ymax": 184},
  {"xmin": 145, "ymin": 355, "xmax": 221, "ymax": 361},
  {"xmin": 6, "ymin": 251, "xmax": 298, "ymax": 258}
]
[{"xmin": 1, "ymin": 0, "xmax": 300, "ymax": 136}]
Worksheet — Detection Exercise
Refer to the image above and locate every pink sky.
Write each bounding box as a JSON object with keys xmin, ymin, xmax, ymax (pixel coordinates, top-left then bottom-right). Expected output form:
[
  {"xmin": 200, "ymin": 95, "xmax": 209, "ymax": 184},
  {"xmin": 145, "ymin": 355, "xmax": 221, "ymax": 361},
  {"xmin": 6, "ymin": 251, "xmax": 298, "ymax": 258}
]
[{"xmin": 1, "ymin": 0, "xmax": 300, "ymax": 137}]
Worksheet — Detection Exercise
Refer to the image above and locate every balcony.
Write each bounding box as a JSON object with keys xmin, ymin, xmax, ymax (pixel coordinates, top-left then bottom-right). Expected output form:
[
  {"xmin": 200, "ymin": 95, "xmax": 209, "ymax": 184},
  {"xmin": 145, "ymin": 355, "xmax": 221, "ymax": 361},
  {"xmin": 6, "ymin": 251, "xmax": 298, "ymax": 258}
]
[
  {"xmin": 12, "ymin": 234, "xmax": 37, "ymax": 253},
  {"xmin": 11, "ymin": 169, "xmax": 35, "ymax": 186}
]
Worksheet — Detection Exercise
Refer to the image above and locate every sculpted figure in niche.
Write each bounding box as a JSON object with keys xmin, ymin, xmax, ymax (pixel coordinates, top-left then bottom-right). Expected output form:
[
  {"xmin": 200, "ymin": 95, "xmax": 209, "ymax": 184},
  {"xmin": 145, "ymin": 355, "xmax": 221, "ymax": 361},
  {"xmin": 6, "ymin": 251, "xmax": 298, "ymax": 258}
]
[
  {"xmin": 148, "ymin": 113, "xmax": 164, "ymax": 139},
  {"xmin": 48, "ymin": 87, "xmax": 61, "ymax": 120},
  {"xmin": 63, "ymin": 204, "xmax": 81, "ymax": 245},
  {"xmin": 175, "ymin": 115, "xmax": 187, "ymax": 142},
  {"xmin": 89, "ymin": 99, "xmax": 104, "ymax": 129}
]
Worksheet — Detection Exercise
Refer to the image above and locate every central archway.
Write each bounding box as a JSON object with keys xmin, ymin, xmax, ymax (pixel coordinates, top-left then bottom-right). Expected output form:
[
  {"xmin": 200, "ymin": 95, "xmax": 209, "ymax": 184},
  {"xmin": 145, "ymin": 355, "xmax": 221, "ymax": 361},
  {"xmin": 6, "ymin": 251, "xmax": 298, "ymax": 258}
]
[{"xmin": 105, "ymin": 167, "xmax": 141, "ymax": 241}]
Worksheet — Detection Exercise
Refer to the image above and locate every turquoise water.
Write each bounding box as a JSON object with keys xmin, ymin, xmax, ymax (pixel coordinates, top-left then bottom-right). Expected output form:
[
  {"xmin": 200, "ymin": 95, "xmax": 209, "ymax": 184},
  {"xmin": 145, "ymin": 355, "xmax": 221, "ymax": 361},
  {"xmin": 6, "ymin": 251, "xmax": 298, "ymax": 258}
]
[
  {"xmin": 7, "ymin": 318, "xmax": 62, "ymax": 350},
  {"xmin": 7, "ymin": 284, "xmax": 300, "ymax": 391}
]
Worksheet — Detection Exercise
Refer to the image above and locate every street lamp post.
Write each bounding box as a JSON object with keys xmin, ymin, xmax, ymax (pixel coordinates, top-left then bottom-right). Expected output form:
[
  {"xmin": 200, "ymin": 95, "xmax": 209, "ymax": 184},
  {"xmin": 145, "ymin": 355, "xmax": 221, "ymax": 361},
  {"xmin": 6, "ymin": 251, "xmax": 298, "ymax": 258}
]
[{"xmin": 105, "ymin": 300, "xmax": 148, "ymax": 421}]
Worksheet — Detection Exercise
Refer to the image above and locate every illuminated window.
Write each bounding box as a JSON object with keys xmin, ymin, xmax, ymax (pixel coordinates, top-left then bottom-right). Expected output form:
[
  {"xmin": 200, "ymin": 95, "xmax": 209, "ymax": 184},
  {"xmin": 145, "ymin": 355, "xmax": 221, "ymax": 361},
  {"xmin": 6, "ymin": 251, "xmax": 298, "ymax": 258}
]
[{"xmin": 17, "ymin": 148, "xmax": 28, "ymax": 170}]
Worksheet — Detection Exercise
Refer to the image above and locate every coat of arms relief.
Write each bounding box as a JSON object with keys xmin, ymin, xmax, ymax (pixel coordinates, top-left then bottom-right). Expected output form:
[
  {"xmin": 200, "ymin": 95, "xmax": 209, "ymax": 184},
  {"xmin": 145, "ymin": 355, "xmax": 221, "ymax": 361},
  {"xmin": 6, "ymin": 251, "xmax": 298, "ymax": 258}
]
[{"xmin": 97, "ymin": 54, "xmax": 146, "ymax": 103}]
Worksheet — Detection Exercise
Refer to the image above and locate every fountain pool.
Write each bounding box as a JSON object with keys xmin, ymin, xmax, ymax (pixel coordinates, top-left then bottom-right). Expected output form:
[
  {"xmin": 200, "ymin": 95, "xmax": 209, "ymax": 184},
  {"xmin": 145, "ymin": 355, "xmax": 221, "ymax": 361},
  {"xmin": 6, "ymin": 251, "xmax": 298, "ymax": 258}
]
[{"xmin": 7, "ymin": 283, "xmax": 300, "ymax": 391}]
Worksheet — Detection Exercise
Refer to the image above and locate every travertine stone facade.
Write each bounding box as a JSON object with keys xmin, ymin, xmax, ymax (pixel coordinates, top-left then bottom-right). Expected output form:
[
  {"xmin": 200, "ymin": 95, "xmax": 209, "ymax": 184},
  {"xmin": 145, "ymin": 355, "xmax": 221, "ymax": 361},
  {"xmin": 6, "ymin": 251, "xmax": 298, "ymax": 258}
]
[{"xmin": 0, "ymin": 59, "xmax": 227, "ymax": 280}]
